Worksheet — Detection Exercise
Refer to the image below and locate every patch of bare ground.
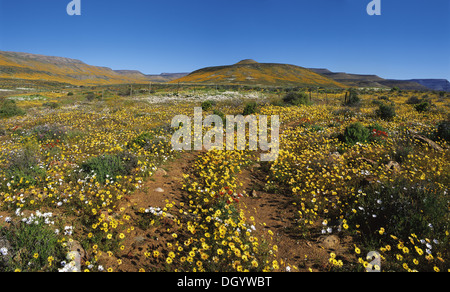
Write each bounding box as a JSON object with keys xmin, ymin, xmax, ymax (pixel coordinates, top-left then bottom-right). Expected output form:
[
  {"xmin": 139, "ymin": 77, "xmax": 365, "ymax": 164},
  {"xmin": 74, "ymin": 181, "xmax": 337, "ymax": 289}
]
[
  {"xmin": 236, "ymin": 165, "xmax": 334, "ymax": 272},
  {"xmin": 110, "ymin": 151, "xmax": 202, "ymax": 272}
]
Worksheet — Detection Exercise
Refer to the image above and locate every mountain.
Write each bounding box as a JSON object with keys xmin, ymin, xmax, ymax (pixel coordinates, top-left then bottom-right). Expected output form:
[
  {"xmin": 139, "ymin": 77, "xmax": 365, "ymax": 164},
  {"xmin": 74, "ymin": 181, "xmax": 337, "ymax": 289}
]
[
  {"xmin": 0, "ymin": 51, "xmax": 184, "ymax": 86},
  {"xmin": 407, "ymin": 79, "xmax": 450, "ymax": 92},
  {"xmin": 309, "ymin": 68, "xmax": 427, "ymax": 90},
  {"xmin": 171, "ymin": 60, "xmax": 346, "ymax": 88},
  {"xmin": 2, "ymin": 51, "xmax": 447, "ymax": 91},
  {"xmin": 308, "ymin": 68, "xmax": 450, "ymax": 91}
]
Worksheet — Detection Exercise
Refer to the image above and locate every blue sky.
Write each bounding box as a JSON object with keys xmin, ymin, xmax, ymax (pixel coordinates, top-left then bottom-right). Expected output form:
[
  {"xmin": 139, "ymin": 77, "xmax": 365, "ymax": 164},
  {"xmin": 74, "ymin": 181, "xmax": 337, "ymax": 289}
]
[{"xmin": 0, "ymin": 0, "xmax": 449, "ymax": 80}]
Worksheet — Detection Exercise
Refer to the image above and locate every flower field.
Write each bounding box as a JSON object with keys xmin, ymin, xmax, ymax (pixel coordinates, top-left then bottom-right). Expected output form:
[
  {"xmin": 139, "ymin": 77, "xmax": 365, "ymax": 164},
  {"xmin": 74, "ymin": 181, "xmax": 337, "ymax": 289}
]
[{"xmin": 0, "ymin": 86, "xmax": 448, "ymax": 272}]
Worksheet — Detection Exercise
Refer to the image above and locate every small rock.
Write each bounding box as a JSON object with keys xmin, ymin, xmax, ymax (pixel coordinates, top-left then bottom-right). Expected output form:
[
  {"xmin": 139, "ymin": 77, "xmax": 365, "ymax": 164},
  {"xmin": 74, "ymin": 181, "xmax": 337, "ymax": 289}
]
[
  {"xmin": 322, "ymin": 235, "xmax": 340, "ymax": 249},
  {"xmin": 155, "ymin": 168, "xmax": 167, "ymax": 176},
  {"xmin": 133, "ymin": 236, "xmax": 146, "ymax": 245},
  {"xmin": 67, "ymin": 239, "xmax": 86, "ymax": 259},
  {"xmin": 250, "ymin": 190, "xmax": 258, "ymax": 198},
  {"xmin": 154, "ymin": 187, "xmax": 164, "ymax": 193}
]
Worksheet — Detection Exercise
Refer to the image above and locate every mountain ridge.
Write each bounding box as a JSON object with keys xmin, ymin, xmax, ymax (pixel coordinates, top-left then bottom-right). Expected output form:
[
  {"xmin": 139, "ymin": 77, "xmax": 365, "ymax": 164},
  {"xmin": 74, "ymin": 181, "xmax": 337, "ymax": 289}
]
[
  {"xmin": 307, "ymin": 68, "xmax": 444, "ymax": 91},
  {"xmin": 0, "ymin": 51, "xmax": 185, "ymax": 86},
  {"xmin": 1, "ymin": 51, "xmax": 448, "ymax": 91}
]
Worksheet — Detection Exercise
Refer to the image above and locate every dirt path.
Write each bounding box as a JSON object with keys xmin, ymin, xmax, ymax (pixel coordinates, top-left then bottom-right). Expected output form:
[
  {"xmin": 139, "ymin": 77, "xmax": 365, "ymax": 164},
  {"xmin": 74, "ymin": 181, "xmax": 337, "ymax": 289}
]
[
  {"xmin": 111, "ymin": 147, "xmax": 346, "ymax": 272},
  {"xmin": 113, "ymin": 151, "xmax": 202, "ymax": 272},
  {"xmin": 236, "ymin": 166, "xmax": 333, "ymax": 272},
  {"xmin": 125, "ymin": 151, "xmax": 201, "ymax": 210}
]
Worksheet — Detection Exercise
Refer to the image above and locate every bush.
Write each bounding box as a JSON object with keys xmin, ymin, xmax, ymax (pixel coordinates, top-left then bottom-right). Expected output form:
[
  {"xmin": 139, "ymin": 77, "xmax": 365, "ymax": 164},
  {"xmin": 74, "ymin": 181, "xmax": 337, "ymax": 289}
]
[
  {"xmin": 85, "ymin": 92, "xmax": 98, "ymax": 101},
  {"xmin": 341, "ymin": 122, "xmax": 370, "ymax": 145},
  {"xmin": 32, "ymin": 124, "xmax": 67, "ymax": 142},
  {"xmin": 348, "ymin": 180, "xmax": 448, "ymax": 242},
  {"xmin": 129, "ymin": 132, "xmax": 154, "ymax": 149},
  {"xmin": 405, "ymin": 96, "xmax": 422, "ymax": 105},
  {"xmin": 80, "ymin": 152, "xmax": 138, "ymax": 184},
  {"xmin": 201, "ymin": 100, "xmax": 216, "ymax": 111},
  {"xmin": 0, "ymin": 216, "xmax": 66, "ymax": 272},
  {"xmin": 242, "ymin": 102, "xmax": 258, "ymax": 116},
  {"xmin": 340, "ymin": 123, "xmax": 388, "ymax": 145},
  {"xmin": 0, "ymin": 100, "xmax": 26, "ymax": 118},
  {"xmin": 414, "ymin": 102, "xmax": 431, "ymax": 113},
  {"xmin": 282, "ymin": 92, "xmax": 310, "ymax": 106},
  {"xmin": 375, "ymin": 103, "xmax": 396, "ymax": 120},
  {"xmin": 436, "ymin": 120, "xmax": 450, "ymax": 141},
  {"xmin": 42, "ymin": 102, "xmax": 60, "ymax": 109},
  {"xmin": 344, "ymin": 88, "xmax": 360, "ymax": 106},
  {"xmin": 393, "ymin": 145, "xmax": 413, "ymax": 163},
  {"xmin": 2, "ymin": 143, "xmax": 45, "ymax": 190}
]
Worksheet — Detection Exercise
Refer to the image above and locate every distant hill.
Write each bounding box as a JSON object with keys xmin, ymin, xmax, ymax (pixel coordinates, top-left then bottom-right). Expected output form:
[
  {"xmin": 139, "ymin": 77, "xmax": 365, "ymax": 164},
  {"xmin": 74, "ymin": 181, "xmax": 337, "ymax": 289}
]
[
  {"xmin": 408, "ymin": 79, "xmax": 450, "ymax": 92},
  {"xmin": 172, "ymin": 60, "xmax": 346, "ymax": 88},
  {"xmin": 308, "ymin": 68, "xmax": 450, "ymax": 91},
  {"xmin": 0, "ymin": 51, "xmax": 184, "ymax": 86}
]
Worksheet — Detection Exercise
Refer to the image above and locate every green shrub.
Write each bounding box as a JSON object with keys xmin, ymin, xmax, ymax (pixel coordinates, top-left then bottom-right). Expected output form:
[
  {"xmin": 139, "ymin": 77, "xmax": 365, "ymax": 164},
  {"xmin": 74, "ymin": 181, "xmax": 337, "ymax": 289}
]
[
  {"xmin": 242, "ymin": 102, "xmax": 258, "ymax": 116},
  {"xmin": 201, "ymin": 100, "xmax": 216, "ymax": 111},
  {"xmin": 0, "ymin": 100, "xmax": 26, "ymax": 118},
  {"xmin": 436, "ymin": 120, "xmax": 450, "ymax": 141},
  {"xmin": 80, "ymin": 152, "xmax": 138, "ymax": 184},
  {"xmin": 2, "ymin": 143, "xmax": 46, "ymax": 190},
  {"xmin": 129, "ymin": 132, "xmax": 154, "ymax": 149},
  {"xmin": 405, "ymin": 96, "xmax": 422, "ymax": 105},
  {"xmin": 85, "ymin": 92, "xmax": 98, "ymax": 101},
  {"xmin": 0, "ymin": 216, "xmax": 66, "ymax": 272},
  {"xmin": 344, "ymin": 88, "xmax": 360, "ymax": 106},
  {"xmin": 342, "ymin": 122, "xmax": 370, "ymax": 145},
  {"xmin": 42, "ymin": 102, "xmax": 60, "ymax": 109},
  {"xmin": 393, "ymin": 145, "xmax": 413, "ymax": 163},
  {"xmin": 282, "ymin": 92, "xmax": 310, "ymax": 106},
  {"xmin": 348, "ymin": 180, "xmax": 448, "ymax": 243},
  {"xmin": 414, "ymin": 102, "xmax": 431, "ymax": 113},
  {"xmin": 375, "ymin": 103, "xmax": 396, "ymax": 120}
]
